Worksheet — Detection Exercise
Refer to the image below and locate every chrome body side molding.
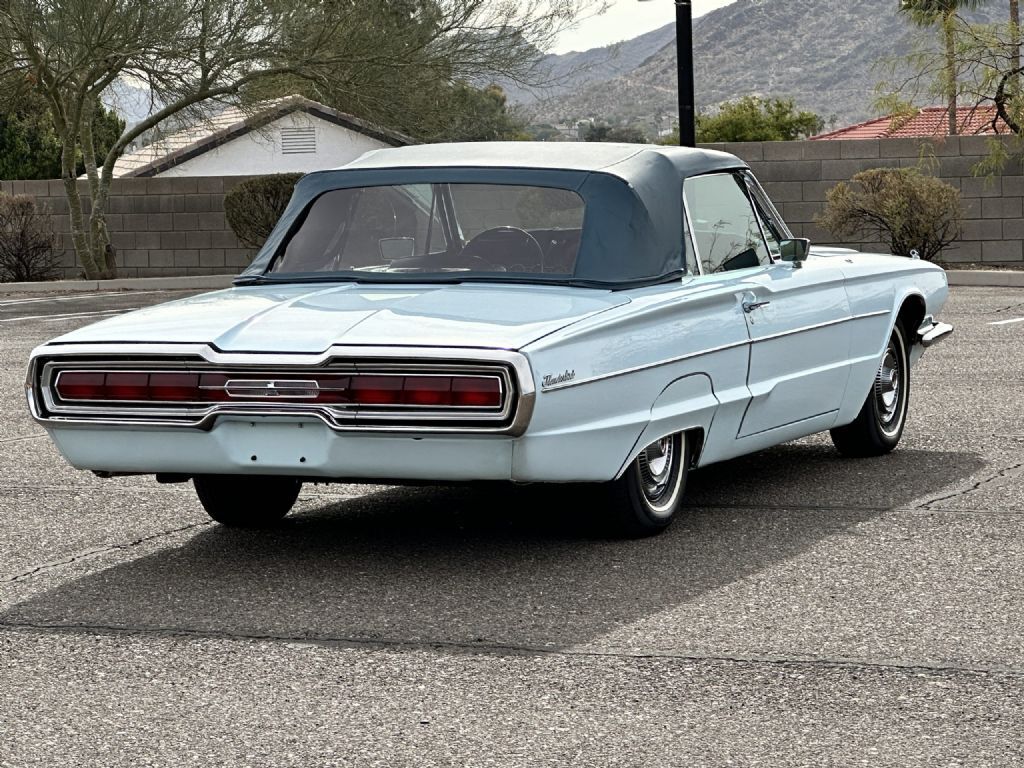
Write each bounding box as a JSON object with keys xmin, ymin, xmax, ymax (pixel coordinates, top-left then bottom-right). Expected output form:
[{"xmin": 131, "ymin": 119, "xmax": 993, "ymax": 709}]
[{"xmin": 541, "ymin": 309, "xmax": 890, "ymax": 393}]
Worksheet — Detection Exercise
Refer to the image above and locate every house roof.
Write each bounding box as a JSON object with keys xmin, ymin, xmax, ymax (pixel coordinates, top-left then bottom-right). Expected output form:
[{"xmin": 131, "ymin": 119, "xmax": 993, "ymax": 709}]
[
  {"xmin": 811, "ymin": 106, "xmax": 1013, "ymax": 141},
  {"xmin": 113, "ymin": 95, "xmax": 412, "ymax": 177}
]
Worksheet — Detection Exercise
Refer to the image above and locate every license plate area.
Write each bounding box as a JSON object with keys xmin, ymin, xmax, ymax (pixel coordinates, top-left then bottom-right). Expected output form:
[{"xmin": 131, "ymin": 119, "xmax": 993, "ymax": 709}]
[{"xmin": 214, "ymin": 418, "xmax": 330, "ymax": 471}]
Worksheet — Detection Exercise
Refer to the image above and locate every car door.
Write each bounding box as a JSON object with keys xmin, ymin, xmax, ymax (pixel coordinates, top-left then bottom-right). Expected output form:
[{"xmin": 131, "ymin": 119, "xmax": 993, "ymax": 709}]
[{"xmin": 684, "ymin": 171, "xmax": 852, "ymax": 439}]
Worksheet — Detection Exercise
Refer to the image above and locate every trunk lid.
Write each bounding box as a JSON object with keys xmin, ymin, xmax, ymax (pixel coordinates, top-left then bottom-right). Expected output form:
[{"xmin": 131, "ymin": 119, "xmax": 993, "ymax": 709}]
[{"xmin": 53, "ymin": 282, "xmax": 630, "ymax": 353}]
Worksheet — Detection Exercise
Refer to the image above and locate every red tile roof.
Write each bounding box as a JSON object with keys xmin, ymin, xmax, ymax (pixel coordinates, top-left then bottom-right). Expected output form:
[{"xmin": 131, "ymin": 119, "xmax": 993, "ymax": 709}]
[{"xmin": 811, "ymin": 106, "xmax": 1012, "ymax": 140}]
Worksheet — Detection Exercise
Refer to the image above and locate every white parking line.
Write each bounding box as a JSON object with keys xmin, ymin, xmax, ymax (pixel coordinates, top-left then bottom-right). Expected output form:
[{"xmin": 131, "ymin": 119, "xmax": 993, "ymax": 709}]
[
  {"xmin": 0, "ymin": 308, "xmax": 136, "ymax": 323},
  {"xmin": 0, "ymin": 290, "xmax": 164, "ymax": 307},
  {"xmin": 989, "ymin": 317, "xmax": 1024, "ymax": 326}
]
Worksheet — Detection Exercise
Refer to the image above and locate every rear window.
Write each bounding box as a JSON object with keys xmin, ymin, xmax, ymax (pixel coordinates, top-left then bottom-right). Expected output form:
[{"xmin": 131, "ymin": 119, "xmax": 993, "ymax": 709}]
[{"xmin": 272, "ymin": 183, "xmax": 586, "ymax": 277}]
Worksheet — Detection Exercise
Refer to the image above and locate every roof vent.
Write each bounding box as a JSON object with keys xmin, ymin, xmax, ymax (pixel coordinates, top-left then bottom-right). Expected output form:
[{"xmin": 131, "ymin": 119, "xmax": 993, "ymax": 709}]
[{"xmin": 280, "ymin": 126, "xmax": 316, "ymax": 154}]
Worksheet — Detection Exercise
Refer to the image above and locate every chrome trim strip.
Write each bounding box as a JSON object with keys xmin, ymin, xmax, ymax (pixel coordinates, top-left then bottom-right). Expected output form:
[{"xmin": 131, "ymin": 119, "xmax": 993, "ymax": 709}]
[
  {"xmin": 542, "ymin": 337, "xmax": 751, "ymax": 392},
  {"xmin": 681, "ymin": 195, "xmax": 703, "ymax": 277},
  {"xmin": 750, "ymin": 309, "xmax": 889, "ymax": 344},
  {"xmin": 224, "ymin": 379, "xmax": 321, "ymax": 399},
  {"xmin": 736, "ymin": 409, "xmax": 839, "ymax": 439},
  {"xmin": 28, "ymin": 345, "xmax": 536, "ymax": 437},
  {"xmin": 542, "ymin": 310, "xmax": 892, "ymax": 392},
  {"xmin": 50, "ymin": 368, "xmax": 505, "ymax": 413}
]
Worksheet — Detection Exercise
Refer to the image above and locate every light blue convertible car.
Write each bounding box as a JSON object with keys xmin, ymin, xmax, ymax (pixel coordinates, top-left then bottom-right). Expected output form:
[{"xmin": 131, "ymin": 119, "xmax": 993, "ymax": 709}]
[{"xmin": 26, "ymin": 143, "xmax": 952, "ymax": 535}]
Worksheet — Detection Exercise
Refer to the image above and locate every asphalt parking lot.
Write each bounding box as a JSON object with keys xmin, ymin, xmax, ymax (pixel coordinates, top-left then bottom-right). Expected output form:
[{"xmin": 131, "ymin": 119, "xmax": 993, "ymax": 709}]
[{"xmin": 0, "ymin": 284, "xmax": 1022, "ymax": 766}]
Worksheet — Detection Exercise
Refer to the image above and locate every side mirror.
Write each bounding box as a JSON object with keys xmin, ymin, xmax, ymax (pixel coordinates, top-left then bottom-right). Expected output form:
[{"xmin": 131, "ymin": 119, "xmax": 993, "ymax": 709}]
[
  {"xmin": 379, "ymin": 237, "xmax": 416, "ymax": 263},
  {"xmin": 779, "ymin": 238, "xmax": 811, "ymax": 263}
]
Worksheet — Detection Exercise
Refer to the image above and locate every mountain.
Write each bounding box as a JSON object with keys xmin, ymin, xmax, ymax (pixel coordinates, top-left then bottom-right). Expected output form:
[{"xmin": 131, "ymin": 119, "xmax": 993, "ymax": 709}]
[
  {"xmin": 525, "ymin": 0, "xmax": 1004, "ymax": 129},
  {"xmin": 501, "ymin": 22, "xmax": 676, "ymax": 106},
  {"xmin": 103, "ymin": 80, "xmax": 161, "ymax": 127}
]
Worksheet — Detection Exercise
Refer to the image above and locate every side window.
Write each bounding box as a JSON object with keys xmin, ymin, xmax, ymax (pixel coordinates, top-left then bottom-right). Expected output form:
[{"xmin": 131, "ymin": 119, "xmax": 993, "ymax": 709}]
[
  {"xmin": 683, "ymin": 173, "xmax": 772, "ymax": 274},
  {"xmin": 743, "ymin": 172, "xmax": 790, "ymax": 259}
]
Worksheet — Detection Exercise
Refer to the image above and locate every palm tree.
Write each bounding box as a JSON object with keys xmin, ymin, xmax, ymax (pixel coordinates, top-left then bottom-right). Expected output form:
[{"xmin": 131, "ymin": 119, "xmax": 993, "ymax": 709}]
[
  {"xmin": 899, "ymin": 0, "xmax": 987, "ymax": 135},
  {"xmin": 1011, "ymin": 0, "xmax": 1020, "ymax": 91}
]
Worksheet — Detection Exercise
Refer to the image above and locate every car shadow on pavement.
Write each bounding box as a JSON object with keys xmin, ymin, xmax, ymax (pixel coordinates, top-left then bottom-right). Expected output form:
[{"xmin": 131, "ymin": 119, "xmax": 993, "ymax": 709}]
[{"xmin": 2, "ymin": 444, "xmax": 984, "ymax": 651}]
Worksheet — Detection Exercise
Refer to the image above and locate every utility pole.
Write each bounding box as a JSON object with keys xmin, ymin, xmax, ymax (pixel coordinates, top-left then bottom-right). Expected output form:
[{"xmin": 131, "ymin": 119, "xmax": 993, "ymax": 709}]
[{"xmin": 675, "ymin": 0, "xmax": 697, "ymax": 147}]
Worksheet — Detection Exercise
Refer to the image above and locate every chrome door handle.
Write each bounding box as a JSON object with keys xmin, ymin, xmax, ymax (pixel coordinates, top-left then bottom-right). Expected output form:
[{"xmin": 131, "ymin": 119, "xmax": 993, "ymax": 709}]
[{"xmin": 743, "ymin": 300, "xmax": 771, "ymax": 313}]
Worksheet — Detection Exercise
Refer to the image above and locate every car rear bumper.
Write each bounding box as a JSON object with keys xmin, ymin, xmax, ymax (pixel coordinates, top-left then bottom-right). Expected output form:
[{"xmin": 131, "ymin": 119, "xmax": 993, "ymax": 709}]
[
  {"xmin": 48, "ymin": 417, "xmax": 519, "ymax": 482},
  {"xmin": 44, "ymin": 415, "xmax": 645, "ymax": 484}
]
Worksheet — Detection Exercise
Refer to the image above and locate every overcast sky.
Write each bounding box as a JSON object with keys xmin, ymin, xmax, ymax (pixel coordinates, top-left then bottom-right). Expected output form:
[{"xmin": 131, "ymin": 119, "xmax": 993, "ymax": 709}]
[{"xmin": 552, "ymin": 0, "xmax": 737, "ymax": 54}]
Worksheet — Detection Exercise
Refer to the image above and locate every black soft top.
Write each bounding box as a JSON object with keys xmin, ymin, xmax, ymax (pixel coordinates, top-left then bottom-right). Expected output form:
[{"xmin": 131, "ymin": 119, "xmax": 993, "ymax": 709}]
[{"xmin": 239, "ymin": 143, "xmax": 748, "ymax": 288}]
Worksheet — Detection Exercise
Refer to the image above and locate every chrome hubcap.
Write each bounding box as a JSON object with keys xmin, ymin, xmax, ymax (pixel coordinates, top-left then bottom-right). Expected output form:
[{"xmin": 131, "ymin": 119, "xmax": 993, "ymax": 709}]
[
  {"xmin": 874, "ymin": 342, "xmax": 903, "ymax": 430},
  {"xmin": 638, "ymin": 437, "xmax": 674, "ymax": 503}
]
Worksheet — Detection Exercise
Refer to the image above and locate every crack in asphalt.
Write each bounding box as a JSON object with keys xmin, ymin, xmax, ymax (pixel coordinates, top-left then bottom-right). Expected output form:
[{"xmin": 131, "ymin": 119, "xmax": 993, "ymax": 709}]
[
  {"xmin": 994, "ymin": 301, "xmax": 1024, "ymax": 314},
  {"xmin": 1, "ymin": 521, "xmax": 212, "ymax": 584},
  {"xmin": 0, "ymin": 434, "xmax": 45, "ymax": 444},
  {"xmin": 0, "ymin": 620, "xmax": 1021, "ymax": 679},
  {"xmin": 2, "ymin": 499, "xmax": 1019, "ymax": 589},
  {"xmin": 916, "ymin": 462, "xmax": 1024, "ymax": 509}
]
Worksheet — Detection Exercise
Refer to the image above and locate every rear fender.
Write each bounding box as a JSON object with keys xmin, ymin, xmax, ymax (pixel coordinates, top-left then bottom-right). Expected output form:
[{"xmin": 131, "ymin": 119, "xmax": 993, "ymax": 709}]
[
  {"xmin": 837, "ymin": 282, "xmax": 945, "ymax": 426},
  {"xmin": 614, "ymin": 373, "xmax": 719, "ymax": 479}
]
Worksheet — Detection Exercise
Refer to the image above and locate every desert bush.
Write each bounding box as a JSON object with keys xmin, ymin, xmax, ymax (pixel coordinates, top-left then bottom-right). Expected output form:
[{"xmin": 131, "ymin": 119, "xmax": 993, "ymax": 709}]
[
  {"xmin": 0, "ymin": 194, "xmax": 59, "ymax": 282},
  {"xmin": 224, "ymin": 173, "xmax": 302, "ymax": 250},
  {"xmin": 817, "ymin": 168, "xmax": 962, "ymax": 262}
]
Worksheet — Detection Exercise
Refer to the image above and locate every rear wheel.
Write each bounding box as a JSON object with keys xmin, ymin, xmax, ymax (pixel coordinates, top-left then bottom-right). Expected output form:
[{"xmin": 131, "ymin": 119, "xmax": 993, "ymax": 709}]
[
  {"xmin": 830, "ymin": 321, "xmax": 911, "ymax": 457},
  {"xmin": 607, "ymin": 432, "xmax": 689, "ymax": 537},
  {"xmin": 193, "ymin": 475, "xmax": 301, "ymax": 527}
]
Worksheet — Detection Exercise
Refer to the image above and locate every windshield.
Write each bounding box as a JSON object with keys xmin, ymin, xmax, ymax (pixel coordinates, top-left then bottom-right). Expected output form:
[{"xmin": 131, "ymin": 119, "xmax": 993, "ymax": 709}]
[{"xmin": 270, "ymin": 183, "xmax": 586, "ymax": 279}]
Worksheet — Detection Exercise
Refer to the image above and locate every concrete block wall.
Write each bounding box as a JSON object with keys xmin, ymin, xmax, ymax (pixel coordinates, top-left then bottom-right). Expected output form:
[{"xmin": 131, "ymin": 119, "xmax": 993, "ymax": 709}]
[
  {"xmin": 707, "ymin": 135, "xmax": 1022, "ymax": 265},
  {"xmin": 0, "ymin": 176, "xmax": 257, "ymax": 279},
  {"xmin": 4, "ymin": 137, "xmax": 1023, "ymax": 280}
]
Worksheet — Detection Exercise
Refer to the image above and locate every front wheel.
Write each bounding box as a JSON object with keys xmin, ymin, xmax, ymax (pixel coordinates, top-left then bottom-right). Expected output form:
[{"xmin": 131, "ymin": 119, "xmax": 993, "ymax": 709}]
[
  {"xmin": 193, "ymin": 475, "xmax": 302, "ymax": 527},
  {"xmin": 830, "ymin": 321, "xmax": 911, "ymax": 457},
  {"xmin": 607, "ymin": 432, "xmax": 690, "ymax": 537}
]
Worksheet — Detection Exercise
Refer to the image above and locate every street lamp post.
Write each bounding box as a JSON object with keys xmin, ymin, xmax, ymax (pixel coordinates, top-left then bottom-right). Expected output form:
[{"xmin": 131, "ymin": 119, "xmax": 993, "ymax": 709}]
[
  {"xmin": 640, "ymin": 0, "xmax": 696, "ymax": 147},
  {"xmin": 675, "ymin": 0, "xmax": 696, "ymax": 147}
]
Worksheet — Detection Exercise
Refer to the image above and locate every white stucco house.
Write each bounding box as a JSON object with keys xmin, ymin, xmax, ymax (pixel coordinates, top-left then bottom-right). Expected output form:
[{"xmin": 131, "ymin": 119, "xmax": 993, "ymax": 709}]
[{"xmin": 111, "ymin": 95, "xmax": 411, "ymax": 177}]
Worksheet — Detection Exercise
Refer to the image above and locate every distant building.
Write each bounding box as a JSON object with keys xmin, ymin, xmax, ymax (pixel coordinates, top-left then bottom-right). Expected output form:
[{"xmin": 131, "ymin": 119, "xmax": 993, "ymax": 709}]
[
  {"xmin": 111, "ymin": 95, "xmax": 411, "ymax": 177},
  {"xmin": 811, "ymin": 106, "xmax": 1013, "ymax": 141}
]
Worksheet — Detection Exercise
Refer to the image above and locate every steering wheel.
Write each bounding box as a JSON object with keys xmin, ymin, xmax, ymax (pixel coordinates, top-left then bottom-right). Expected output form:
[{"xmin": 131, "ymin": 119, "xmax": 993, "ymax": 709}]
[{"xmin": 458, "ymin": 226, "xmax": 545, "ymax": 272}]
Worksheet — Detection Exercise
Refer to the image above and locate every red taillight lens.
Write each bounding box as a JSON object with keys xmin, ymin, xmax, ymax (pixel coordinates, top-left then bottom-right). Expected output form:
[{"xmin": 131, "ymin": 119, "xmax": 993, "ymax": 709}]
[
  {"xmin": 309, "ymin": 376, "xmax": 351, "ymax": 404},
  {"xmin": 350, "ymin": 375, "xmax": 403, "ymax": 405},
  {"xmin": 401, "ymin": 377, "xmax": 452, "ymax": 406},
  {"xmin": 198, "ymin": 374, "xmax": 231, "ymax": 402},
  {"xmin": 451, "ymin": 377, "xmax": 502, "ymax": 407},
  {"xmin": 54, "ymin": 371, "xmax": 504, "ymax": 409},
  {"xmin": 149, "ymin": 373, "xmax": 200, "ymax": 401},
  {"xmin": 55, "ymin": 372, "xmax": 106, "ymax": 400},
  {"xmin": 104, "ymin": 372, "xmax": 149, "ymax": 400}
]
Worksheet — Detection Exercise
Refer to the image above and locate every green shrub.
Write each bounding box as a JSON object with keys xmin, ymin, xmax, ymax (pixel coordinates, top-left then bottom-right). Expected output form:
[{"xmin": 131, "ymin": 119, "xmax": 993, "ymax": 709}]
[
  {"xmin": 817, "ymin": 168, "xmax": 962, "ymax": 262},
  {"xmin": 0, "ymin": 194, "xmax": 59, "ymax": 282},
  {"xmin": 224, "ymin": 173, "xmax": 303, "ymax": 250}
]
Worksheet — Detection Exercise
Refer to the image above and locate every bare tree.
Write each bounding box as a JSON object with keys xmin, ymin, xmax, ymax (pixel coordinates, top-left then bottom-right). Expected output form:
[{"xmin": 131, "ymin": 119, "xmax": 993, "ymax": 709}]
[{"xmin": 0, "ymin": 0, "xmax": 603, "ymax": 279}]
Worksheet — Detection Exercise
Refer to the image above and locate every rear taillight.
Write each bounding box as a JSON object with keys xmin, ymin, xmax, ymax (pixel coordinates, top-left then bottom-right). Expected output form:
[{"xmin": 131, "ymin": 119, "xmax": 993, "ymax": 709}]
[
  {"xmin": 54, "ymin": 371, "xmax": 503, "ymax": 409},
  {"xmin": 451, "ymin": 377, "xmax": 501, "ymax": 407}
]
